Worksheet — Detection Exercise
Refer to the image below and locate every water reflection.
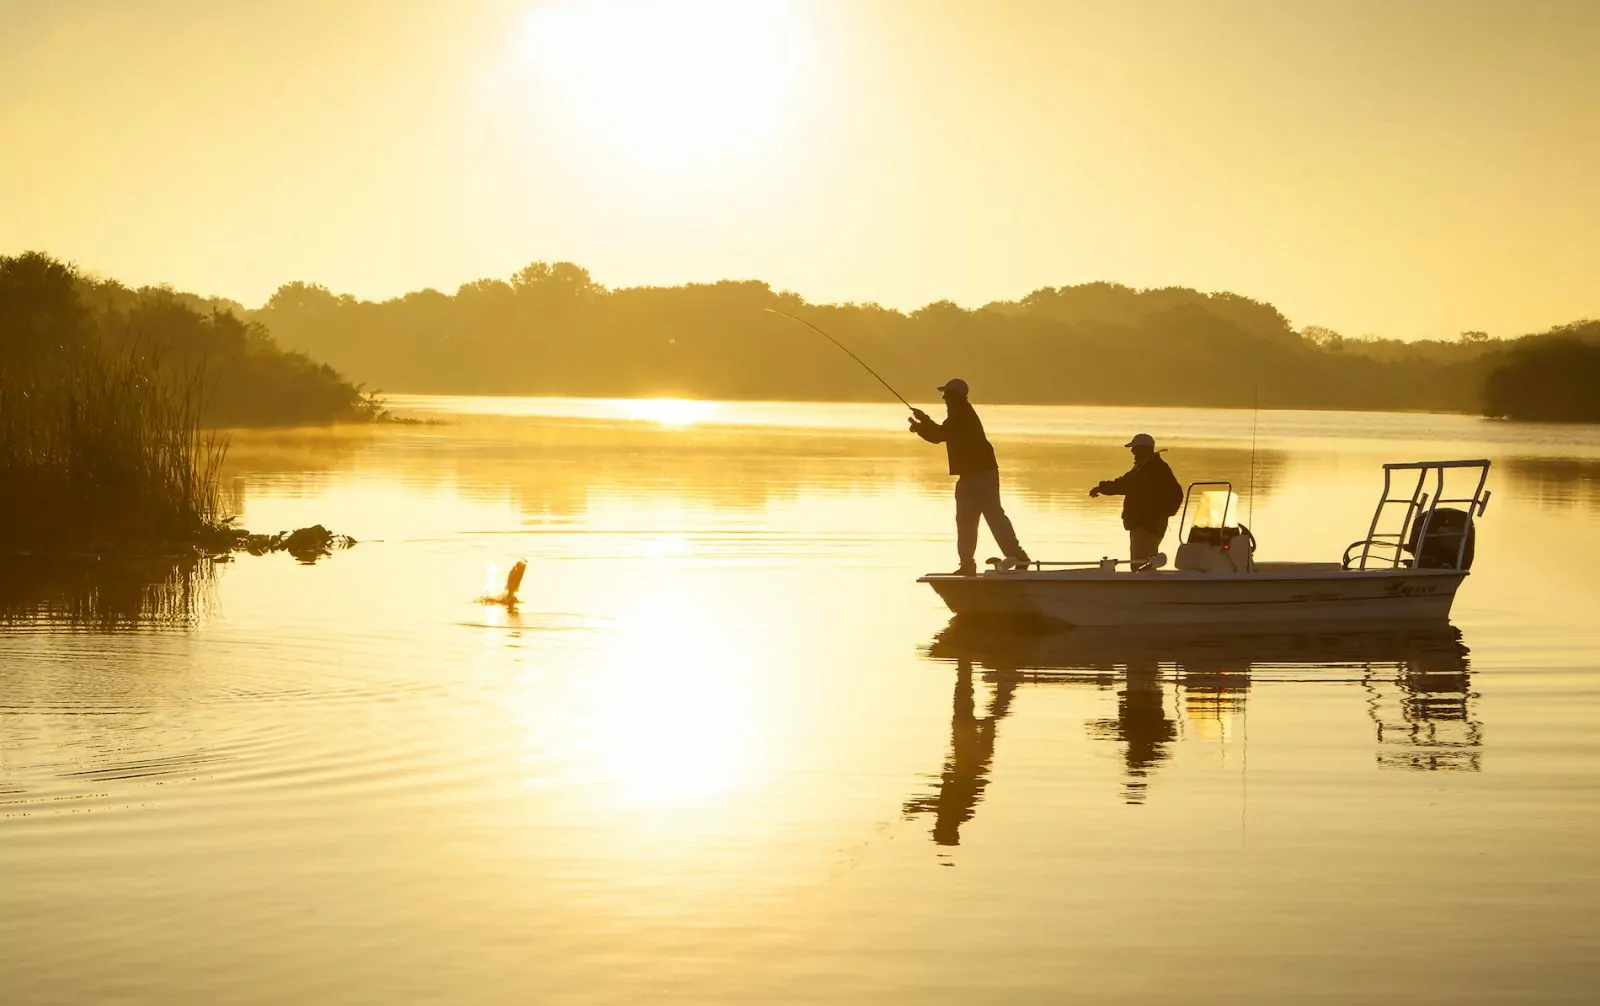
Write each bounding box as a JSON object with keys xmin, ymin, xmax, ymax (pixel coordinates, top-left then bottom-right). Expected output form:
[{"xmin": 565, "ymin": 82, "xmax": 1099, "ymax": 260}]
[
  {"xmin": 1504, "ymin": 455, "xmax": 1600, "ymax": 510},
  {"xmin": 1367, "ymin": 663, "xmax": 1482, "ymax": 772},
  {"xmin": 1087, "ymin": 664, "xmax": 1179, "ymax": 804},
  {"xmin": 908, "ymin": 619, "xmax": 1477, "ymax": 841},
  {"xmin": 219, "ymin": 411, "xmax": 1291, "ymax": 526},
  {"xmin": 0, "ymin": 555, "xmax": 216, "ymax": 631},
  {"xmin": 900, "ymin": 661, "xmax": 1017, "ymax": 846}
]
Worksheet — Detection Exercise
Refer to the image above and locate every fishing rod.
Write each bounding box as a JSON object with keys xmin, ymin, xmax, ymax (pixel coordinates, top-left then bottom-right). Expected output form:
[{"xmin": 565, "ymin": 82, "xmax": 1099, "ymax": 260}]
[{"xmin": 763, "ymin": 307, "xmax": 917, "ymax": 414}]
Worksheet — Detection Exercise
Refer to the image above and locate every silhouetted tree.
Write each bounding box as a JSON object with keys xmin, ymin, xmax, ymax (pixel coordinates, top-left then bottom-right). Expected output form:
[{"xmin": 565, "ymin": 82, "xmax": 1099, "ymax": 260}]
[
  {"xmin": 1482, "ymin": 325, "xmax": 1600, "ymax": 422},
  {"xmin": 1, "ymin": 253, "xmax": 371, "ymax": 427}
]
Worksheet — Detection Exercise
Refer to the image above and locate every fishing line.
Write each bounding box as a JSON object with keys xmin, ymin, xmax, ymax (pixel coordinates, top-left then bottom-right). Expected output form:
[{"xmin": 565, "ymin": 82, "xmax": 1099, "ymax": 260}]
[{"xmin": 764, "ymin": 307, "xmax": 915, "ymax": 413}]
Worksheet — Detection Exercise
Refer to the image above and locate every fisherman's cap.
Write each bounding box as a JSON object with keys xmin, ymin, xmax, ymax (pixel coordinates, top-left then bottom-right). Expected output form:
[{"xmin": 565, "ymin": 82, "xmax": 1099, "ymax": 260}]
[
  {"xmin": 1125, "ymin": 433, "xmax": 1156, "ymax": 448},
  {"xmin": 937, "ymin": 378, "xmax": 969, "ymax": 395}
]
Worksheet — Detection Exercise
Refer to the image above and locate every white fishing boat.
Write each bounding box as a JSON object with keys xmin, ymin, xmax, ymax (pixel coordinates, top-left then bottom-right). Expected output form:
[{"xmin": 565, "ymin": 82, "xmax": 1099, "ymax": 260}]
[{"xmin": 919, "ymin": 460, "xmax": 1491, "ymax": 627}]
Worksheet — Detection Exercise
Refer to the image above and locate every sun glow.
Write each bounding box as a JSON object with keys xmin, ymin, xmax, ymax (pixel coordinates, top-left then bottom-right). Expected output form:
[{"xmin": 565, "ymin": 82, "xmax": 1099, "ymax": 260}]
[
  {"xmin": 612, "ymin": 397, "xmax": 718, "ymax": 427},
  {"xmin": 514, "ymin": 0, "xmax": 810, "ymax": 172}
]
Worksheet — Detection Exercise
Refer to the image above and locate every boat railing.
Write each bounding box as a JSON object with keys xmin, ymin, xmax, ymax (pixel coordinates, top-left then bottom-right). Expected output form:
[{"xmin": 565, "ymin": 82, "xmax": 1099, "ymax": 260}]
[
  {"xmin": 985, "ymin": 558, "xmax": 1152, "ymax": 572},
  {"xmin": 1348, "ymin": 461, "xmax": 1491, "ymax": 571}
]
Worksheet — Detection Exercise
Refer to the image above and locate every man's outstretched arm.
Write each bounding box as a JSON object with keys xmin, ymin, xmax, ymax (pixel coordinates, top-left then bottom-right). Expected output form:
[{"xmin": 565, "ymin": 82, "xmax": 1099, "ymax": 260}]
[
  {"xmin": 910, "ymin": 409, "xmax": 947, "ymax": 443},
  {"xmin": 1091, "ymin": 471, "xmax": 1133, "ymax": 497}
]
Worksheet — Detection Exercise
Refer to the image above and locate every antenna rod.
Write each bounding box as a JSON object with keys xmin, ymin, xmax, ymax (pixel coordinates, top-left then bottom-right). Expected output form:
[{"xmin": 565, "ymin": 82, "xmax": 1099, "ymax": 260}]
[
  {"xmin": 1248, "ymin": 385, "xmax": 1260, "ymax": 529},
  {"xmin": 764, "ymin": 308, "xmax": 915, "ymax": 413}
]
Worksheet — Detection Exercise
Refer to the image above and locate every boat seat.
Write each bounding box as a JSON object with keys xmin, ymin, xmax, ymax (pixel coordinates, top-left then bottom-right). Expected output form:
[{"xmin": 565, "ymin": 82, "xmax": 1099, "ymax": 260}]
[{"xmin": 1175, "ymin": 540, "xmax": 1249, "ymax": 573}]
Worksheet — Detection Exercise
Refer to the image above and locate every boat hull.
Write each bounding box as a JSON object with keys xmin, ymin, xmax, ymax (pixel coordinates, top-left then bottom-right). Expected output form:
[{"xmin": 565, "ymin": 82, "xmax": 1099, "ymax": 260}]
[
  {"xmin": 918, "ymin": 567, "xmax": 1467, "ymax": 627},
  {"xmin": 927, "ymin": 617, "xmax": 1468, "ymax": 670}
]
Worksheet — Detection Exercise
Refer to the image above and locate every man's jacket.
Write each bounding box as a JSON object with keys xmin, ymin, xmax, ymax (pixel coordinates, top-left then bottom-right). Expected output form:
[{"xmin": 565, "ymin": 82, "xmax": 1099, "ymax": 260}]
[
  {"xmin": 913, "ymin": 400, "xmax": 999, "ymax": 476},
  {"xmin": 1099, "ymin": 454, "xmax": 1183, "ymax": 530}
]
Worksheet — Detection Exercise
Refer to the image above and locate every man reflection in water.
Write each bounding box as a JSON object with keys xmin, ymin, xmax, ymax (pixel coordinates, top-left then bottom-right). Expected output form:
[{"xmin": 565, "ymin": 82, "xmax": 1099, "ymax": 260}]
[
  {"xmin": 1090, "ymin": 433, "xmax": 1183, "ymax": 569},
  {"xmin": 902, "ymin": 659, "xmax": 1017, "ymax": 846},
  {"xmin": 906, "ymin": 657, "xmax": 1178, "ymax": 836},
  {"xmin": 1109, "ymin": 665, "xmax": 1177, "ymax": 804},
  {"xmin": 910, "ymin": 378, "xmax": 1030, "ymax": 576}
]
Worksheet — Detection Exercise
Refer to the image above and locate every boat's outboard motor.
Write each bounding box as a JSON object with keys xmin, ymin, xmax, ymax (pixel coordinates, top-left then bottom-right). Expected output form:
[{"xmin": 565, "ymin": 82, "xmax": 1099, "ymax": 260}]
[{"xmin": 1406, "ymin": 507, "xmax": 1476, "ymax": 570}]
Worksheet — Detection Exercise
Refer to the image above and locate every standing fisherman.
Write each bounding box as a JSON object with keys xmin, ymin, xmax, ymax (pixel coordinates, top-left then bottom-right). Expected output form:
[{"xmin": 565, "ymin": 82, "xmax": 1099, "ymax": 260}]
[
  {"xmin": 910, "ymin": 379, "xmax": 1031, "ymax": 576},
  {"xmin": 1090, "ymin": 433, "xmax": 1184, "ymax": 569}
]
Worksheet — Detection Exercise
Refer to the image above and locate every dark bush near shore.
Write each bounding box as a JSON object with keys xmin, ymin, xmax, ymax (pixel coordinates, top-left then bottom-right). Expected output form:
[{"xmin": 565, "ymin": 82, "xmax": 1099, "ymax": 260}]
[{"xmin": 1482, "ymin": 326, "xmax": 1600, "ymax": 423}]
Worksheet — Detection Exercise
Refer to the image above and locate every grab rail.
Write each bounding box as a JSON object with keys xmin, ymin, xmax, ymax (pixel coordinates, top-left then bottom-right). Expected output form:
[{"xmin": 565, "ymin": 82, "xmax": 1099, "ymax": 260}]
[{"xmin": 1355, "ymin": 461, "xmax": 1491, "ymax": 571}]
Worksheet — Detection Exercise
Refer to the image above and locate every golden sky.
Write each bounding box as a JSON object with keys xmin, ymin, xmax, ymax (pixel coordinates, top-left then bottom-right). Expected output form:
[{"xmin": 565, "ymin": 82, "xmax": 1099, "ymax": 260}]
[{"xmin": 2, "ymin": 0, "xmax": 1596, "ymax": 339}]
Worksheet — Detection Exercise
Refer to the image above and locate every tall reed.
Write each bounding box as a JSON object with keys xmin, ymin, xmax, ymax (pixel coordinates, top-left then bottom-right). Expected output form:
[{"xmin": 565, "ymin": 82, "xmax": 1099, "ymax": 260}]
[{"xmin": 0, "ymin": 338, "xmax": 229, "ymax": 549}]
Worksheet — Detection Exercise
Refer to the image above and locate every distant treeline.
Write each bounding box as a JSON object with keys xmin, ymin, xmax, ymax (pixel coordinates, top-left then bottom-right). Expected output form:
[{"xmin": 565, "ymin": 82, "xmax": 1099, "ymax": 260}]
[{"xmin": 252, "ymin": 264, "xmax": 1596, "ymax": 418}]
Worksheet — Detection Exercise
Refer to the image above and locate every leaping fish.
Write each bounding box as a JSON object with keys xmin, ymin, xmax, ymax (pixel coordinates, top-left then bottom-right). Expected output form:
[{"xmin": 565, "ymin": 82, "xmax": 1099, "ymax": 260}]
[{"xmin": 480, "ymin": 559, "xmax": 527, "ymax": 608}]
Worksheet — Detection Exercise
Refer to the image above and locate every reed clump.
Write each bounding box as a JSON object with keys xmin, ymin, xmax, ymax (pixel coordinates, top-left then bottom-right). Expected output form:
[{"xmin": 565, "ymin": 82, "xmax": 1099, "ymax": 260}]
[
  {"xmin": 0, "ymin": 342, "xmax": 229, "ymax": 549},
  {"xmin": 1, "ymin": 252, "xmax": 228, "ymax": 549}
]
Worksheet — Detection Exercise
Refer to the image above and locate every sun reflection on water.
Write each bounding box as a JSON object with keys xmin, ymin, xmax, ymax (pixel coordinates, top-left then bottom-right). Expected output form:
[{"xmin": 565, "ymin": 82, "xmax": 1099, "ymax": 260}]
[
  {"xmin": 593, "ymin": 587, "xmax": 746, "ymax": 805},
  {"xmin": 506, "ymin": 575, "xmax": 752, "ymax": 811},
  {"xmin": 610, "ymin": 397, "xmax": 718, "ymax": 427}
]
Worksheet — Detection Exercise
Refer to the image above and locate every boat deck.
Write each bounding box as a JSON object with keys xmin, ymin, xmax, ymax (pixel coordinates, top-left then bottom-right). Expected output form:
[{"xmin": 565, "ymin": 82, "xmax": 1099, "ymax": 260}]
[{"xmin": 920, "ymin": 562, "xmax": 1441, "ymax": 583}]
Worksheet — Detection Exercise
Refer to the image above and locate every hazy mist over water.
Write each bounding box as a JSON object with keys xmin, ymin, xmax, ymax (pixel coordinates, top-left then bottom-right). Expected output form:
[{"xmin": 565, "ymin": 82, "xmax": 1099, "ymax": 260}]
[{"xmin": 4, "ymin": 398, "xmax": 1599, "ymax": 1003}]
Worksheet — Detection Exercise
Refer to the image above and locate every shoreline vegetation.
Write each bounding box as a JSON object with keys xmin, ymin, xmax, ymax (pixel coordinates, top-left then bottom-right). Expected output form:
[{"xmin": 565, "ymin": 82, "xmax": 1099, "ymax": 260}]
[
  {"xmin": 0, "ymin": 252, "xmax": 375, "ymax": 551},
  {"xmin": 256, "ymin": 262, "xmax": 1600, "ymax": 422}
]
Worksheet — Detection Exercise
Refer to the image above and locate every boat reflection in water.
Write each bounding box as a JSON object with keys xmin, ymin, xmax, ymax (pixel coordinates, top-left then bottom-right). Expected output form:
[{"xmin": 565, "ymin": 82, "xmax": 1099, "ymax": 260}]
[{"xmin": 905, "ymin": 618, "xmax": 1477, "ymax": 844}]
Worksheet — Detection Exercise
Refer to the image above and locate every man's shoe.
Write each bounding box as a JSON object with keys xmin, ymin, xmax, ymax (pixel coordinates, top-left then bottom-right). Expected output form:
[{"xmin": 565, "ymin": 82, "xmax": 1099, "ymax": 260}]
[
  {"xmin": 951, "ymin": 565, "xmax": 978, "ymax": 576},
  {"xmin": 1131, "ymin": 552, "xmax": 1168, "ymax": 572}
]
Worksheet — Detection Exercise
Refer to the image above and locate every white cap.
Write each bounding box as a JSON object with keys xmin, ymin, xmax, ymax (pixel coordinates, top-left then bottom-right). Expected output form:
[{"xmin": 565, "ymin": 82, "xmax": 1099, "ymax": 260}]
[{"xmin": 1125, "ymin": 433, "xmax": 1156, "ymax": 448}]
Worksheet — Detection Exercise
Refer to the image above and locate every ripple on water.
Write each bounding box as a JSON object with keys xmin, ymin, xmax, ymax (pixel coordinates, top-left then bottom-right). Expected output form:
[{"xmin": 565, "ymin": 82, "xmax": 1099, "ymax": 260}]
[
  {"xmin": 454, "ymin": 610, "xmax": 606, "ymax": 631},
  {"xmin": 0, "ymin": 610, "xmax": 504, "ymax": 823}
]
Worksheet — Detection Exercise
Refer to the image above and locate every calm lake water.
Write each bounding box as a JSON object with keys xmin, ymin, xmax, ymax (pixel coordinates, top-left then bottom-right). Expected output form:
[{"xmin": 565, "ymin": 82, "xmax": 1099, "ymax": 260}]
[{"xmin": 5, "ymin": 398, "xmax": 1600, "ymax": 1004}]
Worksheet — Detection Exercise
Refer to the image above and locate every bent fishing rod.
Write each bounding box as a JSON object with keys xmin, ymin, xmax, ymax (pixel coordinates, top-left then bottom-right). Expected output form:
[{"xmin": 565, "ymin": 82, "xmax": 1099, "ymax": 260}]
[{"xmin": 763, "ymin": 307, "xmax": 917, "ymax": 416}]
